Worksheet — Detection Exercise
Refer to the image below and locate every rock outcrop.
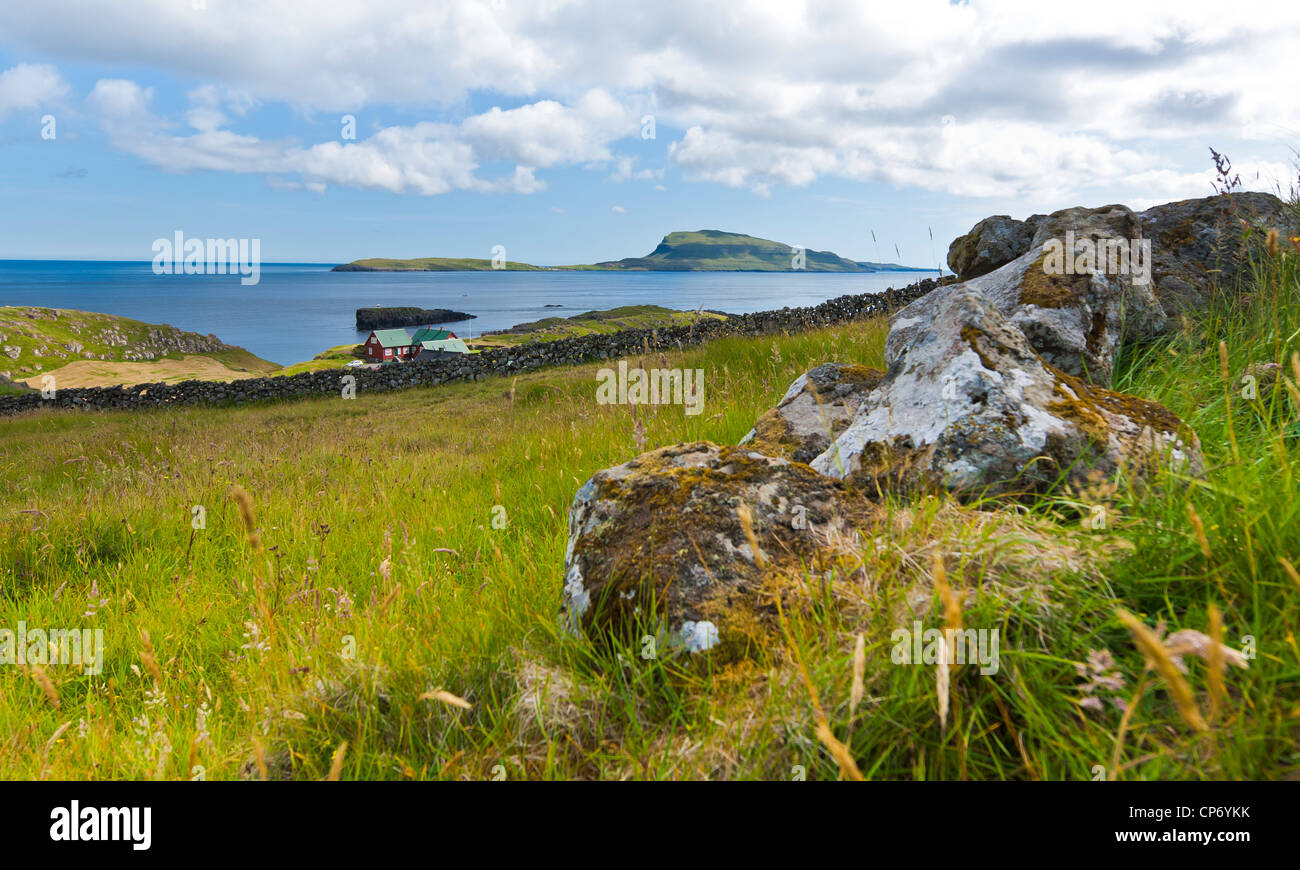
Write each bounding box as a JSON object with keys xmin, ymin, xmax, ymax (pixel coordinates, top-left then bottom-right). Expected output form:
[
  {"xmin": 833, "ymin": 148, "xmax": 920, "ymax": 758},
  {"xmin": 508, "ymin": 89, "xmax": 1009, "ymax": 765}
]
[
  {"xmin": 897, "ymin": 202, "xmax": 1166, "ymax": 386},
  {"xmin": 1139, "ymin": 191, "xmax": 1294, "ymax": 313},
  {"xmin": 561, "ymin": 443, "xmax": 873, "ymax": 656},
  {"xmin": 739, "ymin": 362, "xmax": 884, "ymax": 463},
  {"xmin": 946, "ymin": 192, "xmax": 1296, "ymax": 314},
  {"xmin": 810, "ymin": 290, "xmax": 1202, "ymax": 497},
  {"xmin": 947, "ymin": 214, "xmax": 1043, "ymax": 280}
]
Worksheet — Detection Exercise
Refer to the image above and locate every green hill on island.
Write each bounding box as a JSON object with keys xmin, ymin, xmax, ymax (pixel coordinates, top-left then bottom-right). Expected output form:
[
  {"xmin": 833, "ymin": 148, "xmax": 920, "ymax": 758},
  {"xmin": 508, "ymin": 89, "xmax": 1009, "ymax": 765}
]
[
  {"xmin": 333, "ymin": 229, "xmax": 926, "ymax": 272},
  {"xmin": 564, "ymin": 230, "xmax": 924, "ymax": 272}
]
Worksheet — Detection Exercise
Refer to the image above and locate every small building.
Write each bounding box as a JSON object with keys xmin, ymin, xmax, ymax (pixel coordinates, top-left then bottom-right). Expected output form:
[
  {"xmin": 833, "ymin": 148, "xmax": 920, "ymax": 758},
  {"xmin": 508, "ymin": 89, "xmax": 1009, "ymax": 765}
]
[
  {"xmin": 363, "ymin": 326, "xmax": 465, "ymax": 362},
  {"xmin": 363, "ymin": 328, "xmax": 419, "ymax": 362},
  {"xmin": 415, "ymin": 337, "xmax": 470, "ymax": 361}
]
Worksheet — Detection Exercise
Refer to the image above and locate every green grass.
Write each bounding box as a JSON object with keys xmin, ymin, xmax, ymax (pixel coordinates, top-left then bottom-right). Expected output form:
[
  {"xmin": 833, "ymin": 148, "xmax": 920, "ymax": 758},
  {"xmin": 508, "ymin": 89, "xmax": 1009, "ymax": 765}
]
[
  {"xmin": 1, "ymin": 235, "xmax": 1298, "ymax": 780},
  {"xmin": 467, "ymin": 304, "xmax": 726, "ymax": 348},
  {"xmin": 0, "ymin": 381, "xmax": 32, "ymax": 396},
  {"xmin": 273, "ymin": 344, "xmax": 364, "ymax": 377}
]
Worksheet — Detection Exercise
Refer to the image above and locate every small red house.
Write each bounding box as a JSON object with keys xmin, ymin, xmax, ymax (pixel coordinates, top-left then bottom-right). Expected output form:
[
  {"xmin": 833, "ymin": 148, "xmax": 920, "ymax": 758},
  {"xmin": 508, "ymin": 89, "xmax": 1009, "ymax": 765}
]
[{"xmin": 363, "ymin": 327, "xmax": 459, "ymax": 362}]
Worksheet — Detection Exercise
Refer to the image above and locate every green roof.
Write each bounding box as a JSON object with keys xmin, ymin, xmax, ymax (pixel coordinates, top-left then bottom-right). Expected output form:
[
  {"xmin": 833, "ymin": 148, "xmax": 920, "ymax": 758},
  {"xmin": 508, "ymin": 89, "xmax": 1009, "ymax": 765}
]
[
  {"xmin": 372, "ymin": 328, "xmax": 413, "ymax": 347},
  {"xmin": 409, "ymin": 326, "xmax": 452, "ymax": 344}
]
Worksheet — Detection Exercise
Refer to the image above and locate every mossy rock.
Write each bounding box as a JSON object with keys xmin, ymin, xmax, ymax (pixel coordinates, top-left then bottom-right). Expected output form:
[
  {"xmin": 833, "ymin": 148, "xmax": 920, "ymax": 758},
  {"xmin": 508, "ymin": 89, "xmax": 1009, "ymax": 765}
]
[
  {"xmin": 561, "ymin": 442, "xmax": 876, "ymax": 659},
  {"xmin": 813, "ymin": 290, "xmax": 1202, "ymax": 500}
]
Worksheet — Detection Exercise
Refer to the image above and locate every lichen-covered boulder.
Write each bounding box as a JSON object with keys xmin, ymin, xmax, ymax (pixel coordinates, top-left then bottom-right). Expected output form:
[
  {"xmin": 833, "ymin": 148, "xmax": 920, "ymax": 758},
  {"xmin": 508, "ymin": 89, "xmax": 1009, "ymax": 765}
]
[
  {"xmin": 947, "ymin": 214, "xmax": 1043, "ymax": 280},
  {"xmin": 893, "ymin": 204, "xmax": 1167, "ymax": 386},
  {"xmin": 561, "ymin": 442, "xmax": 873, "ymax": 656},
  {"xmin": 811, "ymin": 290, "xmax": 1202, "ymax": 498},
  {"xmin": 1140, "ymin": 191, "xmax": 1296, "ymax": 314},
  {"xmin": 739, "ymin": 362, "xmax": 884, "ymax": 463},
  {"xmin": 945, "ymin": 194, "xmax": 1297, "ymax": 326}
]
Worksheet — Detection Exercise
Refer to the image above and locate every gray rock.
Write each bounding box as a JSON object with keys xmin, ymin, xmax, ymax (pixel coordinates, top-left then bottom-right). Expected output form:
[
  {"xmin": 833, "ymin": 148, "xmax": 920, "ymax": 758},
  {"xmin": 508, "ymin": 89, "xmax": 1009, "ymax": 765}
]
[
  {"xmin": 561, "ymin": 442, "xmax": 873, "ymax": 656},
  {"xmin": 892, "ymin": 204, "xmax": 1167, "ymax": 386},
  {"xmin": 947, "ymin": 214, "xmax": 1043, "ymax": 280},
  {"xmin": 812, "ymin": 289, "xmax": 1202, "ymax": 498},
  {"xmin": 945, "ymin": 193, "xmax": 1297, "ymax": 322},
  {"xmin": 739, "ymin": 362, "xmax": 884, "ymax": 463},
  {"xmin": 1139, "ymin": 191, "xmax": 1296, "ymax": 314}
]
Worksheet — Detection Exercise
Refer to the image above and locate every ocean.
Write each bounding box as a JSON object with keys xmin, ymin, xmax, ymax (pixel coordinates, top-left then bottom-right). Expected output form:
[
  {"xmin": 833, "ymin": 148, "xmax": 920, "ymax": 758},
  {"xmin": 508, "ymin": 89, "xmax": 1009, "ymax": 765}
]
[{"xmin": 0, "ymin": 261, "xmax": 932, "ymax": 367}]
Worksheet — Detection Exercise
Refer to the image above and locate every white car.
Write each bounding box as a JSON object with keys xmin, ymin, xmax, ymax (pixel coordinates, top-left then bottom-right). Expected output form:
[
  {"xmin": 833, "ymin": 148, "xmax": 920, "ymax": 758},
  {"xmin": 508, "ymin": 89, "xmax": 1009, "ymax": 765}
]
[{"xmin": 345, "ymin": 359, "xmax": 365, "ymax": 367}]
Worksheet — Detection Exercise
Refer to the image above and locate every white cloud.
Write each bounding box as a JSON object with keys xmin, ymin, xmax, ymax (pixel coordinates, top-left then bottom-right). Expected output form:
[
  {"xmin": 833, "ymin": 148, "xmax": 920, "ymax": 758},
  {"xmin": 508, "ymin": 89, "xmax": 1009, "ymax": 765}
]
[
  {"xmin": 607, "ymin": 155, "xmax": 662, "ymax": 183},
  {"xmin": 83, "ymin": 80, "xmax": 562, "ymax": 195},
  {"xmin": 86, "ymin": 79, "xmax": 159, "ymax": 128},
  {"xmin": 0, "ymin": 63, "xmax": 68, "ymax": 119},
  {"xmin": 462, "ymin": 90, "xmax": 633, "ymax": 167},
  {"xmin": 6, "ymin": 1, "xmax": 1299, "ymax": 203},
  {"xmin": 611, "ymin": 205, "xmax": 626, "ymax": 213}
]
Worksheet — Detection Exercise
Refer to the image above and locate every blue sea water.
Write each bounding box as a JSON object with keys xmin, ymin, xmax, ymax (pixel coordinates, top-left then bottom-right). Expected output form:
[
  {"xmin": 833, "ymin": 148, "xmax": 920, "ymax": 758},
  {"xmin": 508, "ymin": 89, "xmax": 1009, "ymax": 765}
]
[{"xmin": 0, "ymin": 261, "xmax": 932, "ymax": 367}]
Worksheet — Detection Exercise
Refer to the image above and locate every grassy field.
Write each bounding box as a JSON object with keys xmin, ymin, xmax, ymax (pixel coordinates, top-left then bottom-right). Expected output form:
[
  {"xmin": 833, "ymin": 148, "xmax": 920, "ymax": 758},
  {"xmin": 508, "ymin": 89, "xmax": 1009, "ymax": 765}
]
[
  {"xmin": 0, "ymin": 307, "xmax": 280, "ymax": 388},
  {"xmin": 466, "ymin": 304, "xmax": 726, "ymax": 348},
  {"xmin": 273, "ymin": 344, "xmax": 365, "ymax": 377},
  {"xmin": 1, "ymin": 244, "xmax": 1298, "ymax": 780}
]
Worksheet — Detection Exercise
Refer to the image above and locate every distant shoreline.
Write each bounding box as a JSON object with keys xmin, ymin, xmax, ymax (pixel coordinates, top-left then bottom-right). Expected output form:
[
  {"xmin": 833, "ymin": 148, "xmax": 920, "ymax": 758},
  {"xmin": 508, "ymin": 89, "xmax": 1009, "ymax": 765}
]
[{"xmin": 332, "ymin": 228, "xmax": 936, "ymax": 274}]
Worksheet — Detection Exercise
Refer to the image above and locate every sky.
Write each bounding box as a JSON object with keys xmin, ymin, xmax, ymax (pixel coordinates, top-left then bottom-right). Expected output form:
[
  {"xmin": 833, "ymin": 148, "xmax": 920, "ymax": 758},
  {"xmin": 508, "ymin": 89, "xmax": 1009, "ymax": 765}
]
[{"xmin": 0, "ymin": 0, "xmax": 1297, "ymax": 266}]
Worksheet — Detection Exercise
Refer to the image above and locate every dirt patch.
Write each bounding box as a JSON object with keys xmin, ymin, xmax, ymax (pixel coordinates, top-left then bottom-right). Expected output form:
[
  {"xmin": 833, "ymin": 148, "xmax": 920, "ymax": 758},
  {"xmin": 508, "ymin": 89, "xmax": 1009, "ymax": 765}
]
[{"xmin": 18, "ymin": 355, "xmax": 272, "ymax": 389}]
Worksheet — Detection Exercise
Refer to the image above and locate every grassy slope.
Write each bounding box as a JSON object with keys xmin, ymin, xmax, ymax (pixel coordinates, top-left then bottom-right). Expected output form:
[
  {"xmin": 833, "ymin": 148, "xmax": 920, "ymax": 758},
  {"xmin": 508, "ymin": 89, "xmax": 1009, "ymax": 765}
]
[
  {"xmin": 0, "ymin": 307, "xmax": 280, "ymax": 386},
  {"xmin": 466, "ymin": 304, "xmax": 726, "ymax": 348},
  {"xmin": 273, "ymin": 344, "xmax": 364, "ymax": 377},
  {"xmin": 1, "ymin": 253, "xmax": 1298, "ymax": 780}
]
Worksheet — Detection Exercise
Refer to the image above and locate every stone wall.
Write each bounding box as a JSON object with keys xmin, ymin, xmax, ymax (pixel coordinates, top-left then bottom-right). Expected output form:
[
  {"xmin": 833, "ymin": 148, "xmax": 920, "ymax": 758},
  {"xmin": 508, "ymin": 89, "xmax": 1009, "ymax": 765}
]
[{"xmin": 0, "ymin": 278, "xmax": 940, "ymax": 416}]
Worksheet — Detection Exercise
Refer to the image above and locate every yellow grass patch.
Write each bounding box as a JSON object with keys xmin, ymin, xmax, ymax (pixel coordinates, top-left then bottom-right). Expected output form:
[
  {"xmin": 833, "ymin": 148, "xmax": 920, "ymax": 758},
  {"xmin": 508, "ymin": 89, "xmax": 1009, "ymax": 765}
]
[{"xmin": 17, "ymin": 354, "xmax": 276, "ymax": 388}]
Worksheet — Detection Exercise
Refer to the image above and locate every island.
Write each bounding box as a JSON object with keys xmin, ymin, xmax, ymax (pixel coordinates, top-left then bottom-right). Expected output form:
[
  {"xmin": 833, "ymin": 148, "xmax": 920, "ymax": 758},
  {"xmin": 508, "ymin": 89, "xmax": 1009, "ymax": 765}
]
[
  {"xmin": 356, "ymin": 307, "xmax": 477, "ymax": 331},
  {"xmin": 332, "ymin": 229, "xmax": 932, "ymax": 273}
]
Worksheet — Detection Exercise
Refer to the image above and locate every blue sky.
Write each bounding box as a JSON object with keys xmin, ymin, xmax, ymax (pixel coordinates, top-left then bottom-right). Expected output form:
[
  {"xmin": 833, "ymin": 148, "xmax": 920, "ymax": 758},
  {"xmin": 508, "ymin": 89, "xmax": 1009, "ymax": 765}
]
[{"xmin": 0, "ymin": 1, "xmax": 1295, "ymax": 265}]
